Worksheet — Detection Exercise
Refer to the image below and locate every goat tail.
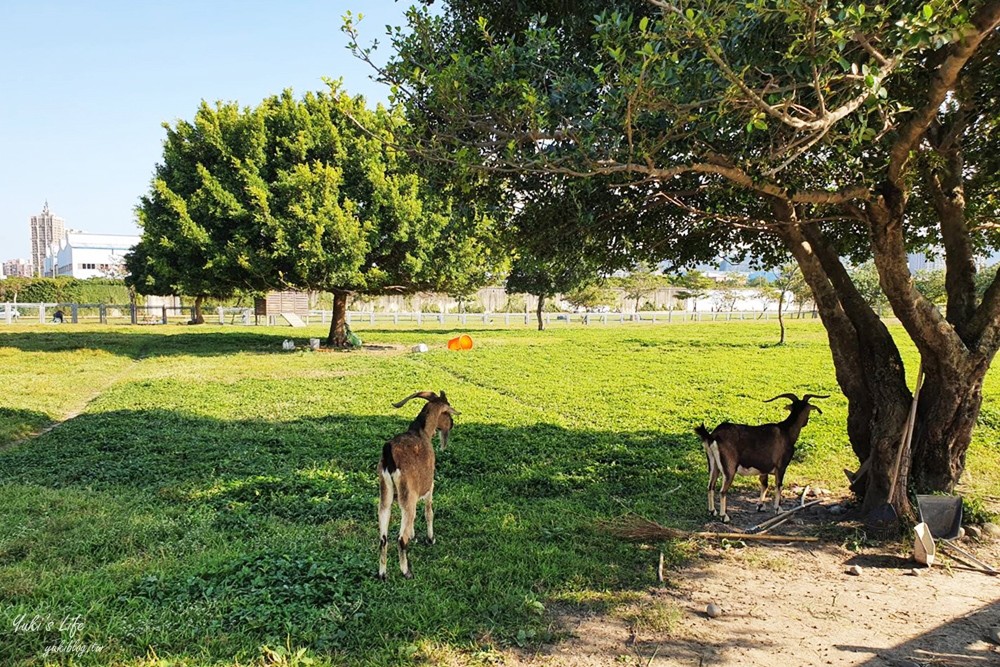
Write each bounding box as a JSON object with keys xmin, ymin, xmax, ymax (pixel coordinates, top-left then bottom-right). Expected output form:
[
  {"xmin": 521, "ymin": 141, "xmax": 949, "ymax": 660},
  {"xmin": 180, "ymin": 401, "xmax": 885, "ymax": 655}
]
[{"xmin": 694, "ymin": 424, "xmax": 712, "ymax": 443}]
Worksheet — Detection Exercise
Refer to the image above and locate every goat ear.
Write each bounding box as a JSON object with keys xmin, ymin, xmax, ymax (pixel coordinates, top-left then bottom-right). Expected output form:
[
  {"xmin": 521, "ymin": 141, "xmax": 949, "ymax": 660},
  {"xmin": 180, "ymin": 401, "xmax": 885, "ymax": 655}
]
[
  {"xmin": 445, "ymin": 406, "xmax": 461, "ymax": 416},
  {"xmin": 440, "ymin": 390, "xmax": 448, "ymax": 402}
]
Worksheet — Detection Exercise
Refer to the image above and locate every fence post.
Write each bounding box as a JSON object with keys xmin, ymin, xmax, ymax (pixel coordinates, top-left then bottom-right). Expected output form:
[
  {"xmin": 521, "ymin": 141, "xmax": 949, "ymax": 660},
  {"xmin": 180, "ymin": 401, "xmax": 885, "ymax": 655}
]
[
  {"xmin": 39, "ymin": 304, "xmax": 45, "ymax": 324},
  {"xmin": 652, "ymin": 311, "xmax": 657, "ymax": 324},
  {"xmin": 162, "ymin": 306, "xmax": 168, "ymax": 324},
  {"xmin": 71, "ymin": 304, "xmax": 78, "ymax": 324},
  {"xmin": 505, "ymin": 313, "xmax": 510, "ymax": 326},
  {"xmin": 525, "ymin": 313, "xmax": 530, "ymax": 325},
  {"xmin": 99, "ymin": 304, "xmax": 106, "ymax": 324},
  {"xmin": 218, "ymin": 307, "xmax": 225, "ymax": 325},
  {"xmin": 130, "ymin": 304, "xmax": 137, "ymax": 325},
  {"xmin": 393, "ymin": 313, "xmax": 399, "ymax": 325},
  {"xmin": 370, "ymin": 312, "xmax": 375, "ymax": 325},
  {"xmin": 4, "ymin": 303, "xmax": 10, "ymax": 325},
  {"xmin": 620, "ymin": 312, "xmax": 624, "ymax": 323}
]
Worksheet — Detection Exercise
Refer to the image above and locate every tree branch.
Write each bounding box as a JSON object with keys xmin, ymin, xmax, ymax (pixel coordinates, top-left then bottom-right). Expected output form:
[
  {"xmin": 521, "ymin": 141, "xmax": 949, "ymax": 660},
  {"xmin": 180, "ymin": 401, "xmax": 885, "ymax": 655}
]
[{"xmin": 887, "ymin": 0, "xmax": 1000, "ymax": 184}]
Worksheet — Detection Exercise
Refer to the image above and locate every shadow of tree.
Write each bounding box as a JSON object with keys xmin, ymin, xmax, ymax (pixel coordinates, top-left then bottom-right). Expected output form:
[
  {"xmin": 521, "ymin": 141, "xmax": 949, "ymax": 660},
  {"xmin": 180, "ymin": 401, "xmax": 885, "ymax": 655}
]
[
  {"xmin": 0, "ymin": 330, "xmax": 299, "ymax": 359},
  {"xmin": 839, "ymin": 600, "xmax": 1000, "ymax": 666},
  {"xmin": 0, "ymin": 407, "xmax": 717, "ymax": 665},
  {"xmin": 0, "ymin": 407, "xmax": 52, "ymax": 446}
]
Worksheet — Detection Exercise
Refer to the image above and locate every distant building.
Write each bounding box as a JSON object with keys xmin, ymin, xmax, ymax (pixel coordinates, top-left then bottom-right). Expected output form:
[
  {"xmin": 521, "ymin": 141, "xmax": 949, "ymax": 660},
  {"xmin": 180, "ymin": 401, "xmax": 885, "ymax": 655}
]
[
  {"xmin": 43, "ymin": 232, "xmax": 140, "ymax": 279},
  {"xmin": 1, "ymin": 259, "xmax": 33, "ymax": 278},
  {"xmin": 30, "ymin": 202, "xmax": 65, "ymax": 277}
]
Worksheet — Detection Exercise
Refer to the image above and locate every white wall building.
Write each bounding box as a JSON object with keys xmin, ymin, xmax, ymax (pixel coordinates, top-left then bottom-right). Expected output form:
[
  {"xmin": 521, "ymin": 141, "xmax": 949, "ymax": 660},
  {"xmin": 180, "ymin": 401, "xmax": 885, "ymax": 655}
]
[{"xmin": 43, "ymin": 232, "xmax": 140, "ymax": 279}]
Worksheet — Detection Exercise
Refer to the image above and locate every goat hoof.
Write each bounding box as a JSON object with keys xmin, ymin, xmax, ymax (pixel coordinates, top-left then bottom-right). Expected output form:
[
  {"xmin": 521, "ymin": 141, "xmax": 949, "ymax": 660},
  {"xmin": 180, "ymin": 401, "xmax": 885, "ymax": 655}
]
[
  {"xmin": 710, "ymin": 509, "xmax": 718, "ymax": 517},
  {"xmin": 722, "ymin": 515, "xmax": 731, "ymax": 524},
  {"xmin": 377, "ymin": 572, "xmax": 387, "ymax": 582},
  {"xmin": 756, "ymin": 504, "xmax": 765, "ymax": 512},
  {"xmin": 403, "ymin": 569, "xmax": 414, "ymax": 580},
  {"xmin": 428, "ymin": 537, "xmax": 436, "ymax": 546}
]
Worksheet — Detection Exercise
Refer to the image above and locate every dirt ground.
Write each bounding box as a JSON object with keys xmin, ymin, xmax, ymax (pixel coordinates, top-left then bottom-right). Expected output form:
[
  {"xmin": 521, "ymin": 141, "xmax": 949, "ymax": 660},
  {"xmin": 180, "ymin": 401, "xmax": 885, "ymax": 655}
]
[{"xmin": 512, "ymin": 493, "xmax": 1000, "ymax": 667}]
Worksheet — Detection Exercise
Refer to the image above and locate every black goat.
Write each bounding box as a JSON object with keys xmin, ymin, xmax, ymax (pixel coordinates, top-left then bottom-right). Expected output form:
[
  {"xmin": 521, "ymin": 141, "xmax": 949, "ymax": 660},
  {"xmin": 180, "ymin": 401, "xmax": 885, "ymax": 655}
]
[{"xmin": 695, "ymin": 393, "xmax": 827, "ymax": 523}]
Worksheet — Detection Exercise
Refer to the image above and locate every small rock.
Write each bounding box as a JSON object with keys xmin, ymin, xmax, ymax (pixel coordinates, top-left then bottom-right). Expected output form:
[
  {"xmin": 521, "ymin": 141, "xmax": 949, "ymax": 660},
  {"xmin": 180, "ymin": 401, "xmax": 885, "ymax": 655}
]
[
  {"xmin": 411, "ymin": 343, "xmax": 429, "ymax": 353},
  {"xmin": 965, "ymin": 525, "xmax": 982, "ymax": 541},
  {"xmin": 982, "ymin": 523, "xmax": 1000, "ymax": 540},
  {"xmin": 958, "ymin": 526, "xmax": 966, "ymax": 540},
  {"xmin": 847, "ymin": 565, "xmax": 863, "ymax": 576},
  {"xmin": 828, "ymin": 504, "xmax": 846, "ymax": 516},
  {"xmin": 988, "ymin": 626, "xmax": 1000, "ymax": 645},
  {"xmin": 706, "ymin": 603, "xmax": 723, "ymax": 619},
  {"xmin": 908, "ymin": 568, "xmax": 921, "ymax": 576}
]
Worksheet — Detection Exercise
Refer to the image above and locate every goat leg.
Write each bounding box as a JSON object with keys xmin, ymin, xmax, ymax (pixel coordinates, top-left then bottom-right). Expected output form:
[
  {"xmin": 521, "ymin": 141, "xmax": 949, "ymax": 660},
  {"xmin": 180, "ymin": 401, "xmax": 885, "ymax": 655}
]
[{"xmin": 377, "ymin": 470, "xmax": 394, "ymax": 580}]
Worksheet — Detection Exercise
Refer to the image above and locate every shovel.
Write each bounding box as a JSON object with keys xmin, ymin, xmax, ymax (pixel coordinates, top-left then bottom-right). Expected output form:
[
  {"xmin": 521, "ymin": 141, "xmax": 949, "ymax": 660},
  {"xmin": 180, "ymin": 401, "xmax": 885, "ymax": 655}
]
[{"xmin": 866, "ymin": 362, "xmax": 923, "ymax": 539}]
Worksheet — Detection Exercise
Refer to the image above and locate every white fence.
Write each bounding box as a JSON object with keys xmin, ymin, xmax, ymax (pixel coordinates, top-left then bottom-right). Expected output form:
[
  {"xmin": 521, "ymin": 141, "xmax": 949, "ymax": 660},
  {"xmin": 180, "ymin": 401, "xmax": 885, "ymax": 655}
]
[
  {"xmin": 1, "ymin": 303, "xmax": 819, "ymax": 327},
  {"xmin": 0, "ymin": 302, "xmax": 196, "ymax": 325}
]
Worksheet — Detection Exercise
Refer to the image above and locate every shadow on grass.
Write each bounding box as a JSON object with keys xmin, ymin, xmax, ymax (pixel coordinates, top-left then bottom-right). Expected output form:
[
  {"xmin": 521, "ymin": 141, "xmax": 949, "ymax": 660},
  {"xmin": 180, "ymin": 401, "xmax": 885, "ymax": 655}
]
[
  {"xmin": 0, "ymin": 407, "xmax": 52, "ymax": 447},
  {"xmin": 0, "ymin": 330, "xmax": 306, "ymax": 359},
  {"xmin": 0, "ymin": 406, "xmax": 859, "ymax": 666},
  {"xmin": 0, "ymin": 407, "xmax": 721, "ymax": 666}
]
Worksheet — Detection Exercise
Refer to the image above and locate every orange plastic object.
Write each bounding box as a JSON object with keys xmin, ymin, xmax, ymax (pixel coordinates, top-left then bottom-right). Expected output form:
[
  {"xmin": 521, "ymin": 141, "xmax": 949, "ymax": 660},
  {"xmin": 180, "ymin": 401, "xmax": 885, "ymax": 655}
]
[{"xmin": 447, "ymin": 334, "xmax": 474, "ymax": 351}]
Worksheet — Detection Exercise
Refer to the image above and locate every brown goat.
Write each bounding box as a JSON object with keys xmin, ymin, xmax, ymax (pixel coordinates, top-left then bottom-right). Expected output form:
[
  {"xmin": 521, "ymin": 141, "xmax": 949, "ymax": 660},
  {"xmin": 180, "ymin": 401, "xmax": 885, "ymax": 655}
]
[
  {"xmin": 695, "ymin": 393, "xmax": 827, "ymax": 523},
  {"xmin": 378, "ymin": 390, "xmax": 459, "ymax": 580}
]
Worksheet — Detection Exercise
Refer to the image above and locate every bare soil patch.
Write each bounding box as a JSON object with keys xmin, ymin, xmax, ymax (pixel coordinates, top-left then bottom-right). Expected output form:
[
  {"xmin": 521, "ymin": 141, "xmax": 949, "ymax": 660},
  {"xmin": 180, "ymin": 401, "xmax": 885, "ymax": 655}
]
[{"xmin": 511, "ymin": 495, "xmax": 1000, "ymax": 667}]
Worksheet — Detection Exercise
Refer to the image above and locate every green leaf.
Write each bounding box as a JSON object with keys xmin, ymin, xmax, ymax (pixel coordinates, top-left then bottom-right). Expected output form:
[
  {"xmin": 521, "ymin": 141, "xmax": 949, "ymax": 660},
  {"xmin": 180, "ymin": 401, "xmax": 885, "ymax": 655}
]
[{"xmin": 922, "ymin": 3, "xmax": 933, "ymax": 19}]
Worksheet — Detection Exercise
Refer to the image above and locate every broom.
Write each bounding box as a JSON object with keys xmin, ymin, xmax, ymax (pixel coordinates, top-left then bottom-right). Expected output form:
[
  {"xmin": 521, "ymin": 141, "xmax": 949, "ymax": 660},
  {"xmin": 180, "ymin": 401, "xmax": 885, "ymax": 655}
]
[
  {"xmin": 866, "ymin": 362, "xmax": 924, "ymax": 540},
  {"xmin": 599, "ymin": 515, "xmax": 820, "ymax": 543}
]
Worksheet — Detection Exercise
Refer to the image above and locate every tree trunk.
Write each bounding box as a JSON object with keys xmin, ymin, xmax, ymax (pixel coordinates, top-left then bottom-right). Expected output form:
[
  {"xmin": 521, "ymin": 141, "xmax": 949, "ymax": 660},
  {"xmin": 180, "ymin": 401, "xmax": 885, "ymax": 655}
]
[
  {"xmin": 326, "ymin": 291, "xmax": 349, "ymax": 347},
  {"xmin": 777, "ymin": 289, "xmax": 785, "ymax": 345},
  {"xmin": 775, "ymin": 206, "xmax": 913, "ymax": 515},
  {"xmin": 773, "ymin": 186, "xmax": 999, "ymax": 516},
  {"xmin": 536, "ymin": 294, "xmax": 545, "ymax": 331},
  {"xmin": 909, "ymin": 358, "xmax": 989, "ymax": 492},
  {"xmin": 190, "ymin": 295, "xmax": 206, "ymax": 325}
]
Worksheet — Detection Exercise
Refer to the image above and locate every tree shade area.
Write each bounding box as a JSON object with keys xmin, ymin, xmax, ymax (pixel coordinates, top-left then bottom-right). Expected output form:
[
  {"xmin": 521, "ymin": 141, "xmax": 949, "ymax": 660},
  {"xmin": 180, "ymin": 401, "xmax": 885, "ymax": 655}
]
[
  {"xmin": 355, "ymin": 0, "xmax": 1000, "ymax": 513},
  {"xmin": 126, "ymin": 86, "xmax": 503, "ymax": 345}
]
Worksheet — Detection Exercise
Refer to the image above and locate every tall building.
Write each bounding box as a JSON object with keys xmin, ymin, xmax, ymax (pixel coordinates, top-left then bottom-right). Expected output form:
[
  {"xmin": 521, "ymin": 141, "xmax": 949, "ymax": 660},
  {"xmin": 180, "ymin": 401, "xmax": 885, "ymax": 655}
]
[
  {"xmin": 1, "ymin": 259, "xmax": 33, "ymax": 278},
  {"xmin": 30, "ymin": 202, "xmax": 65, "ymax": 277}
]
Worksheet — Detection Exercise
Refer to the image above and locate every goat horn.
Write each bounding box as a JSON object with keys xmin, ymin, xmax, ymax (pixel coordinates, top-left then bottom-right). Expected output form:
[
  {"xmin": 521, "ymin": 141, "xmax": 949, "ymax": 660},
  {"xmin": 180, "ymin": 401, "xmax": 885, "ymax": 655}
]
[
  {"xmin": 763, "ymin": 393, "xmax": 799, "ymax": 403},
  {"xmin": 802, "ymin": 394, "xmax": 830, "ymax": 402},
  {"xmin": 392, "ymin": 391, "xmax": 438, "ymax": 408}
]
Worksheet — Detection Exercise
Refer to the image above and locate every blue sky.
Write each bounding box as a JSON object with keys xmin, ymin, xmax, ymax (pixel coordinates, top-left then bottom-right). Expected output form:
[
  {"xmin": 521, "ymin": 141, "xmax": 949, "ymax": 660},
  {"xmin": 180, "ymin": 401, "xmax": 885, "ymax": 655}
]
[{"xmin": 0, "ymin": 1, "xmax": 414, "ymax": 262}]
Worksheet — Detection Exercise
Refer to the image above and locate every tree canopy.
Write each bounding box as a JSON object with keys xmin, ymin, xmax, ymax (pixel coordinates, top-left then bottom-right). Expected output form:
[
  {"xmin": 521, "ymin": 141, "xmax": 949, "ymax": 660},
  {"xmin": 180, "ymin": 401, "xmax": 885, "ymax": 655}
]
[
  {"xmin": 128, "ymin": 86, "xmax": 501, "ymax": 342},
  {"xmin": 357, "ymin": 0, "xmax": 1000, "ymax": 512}
]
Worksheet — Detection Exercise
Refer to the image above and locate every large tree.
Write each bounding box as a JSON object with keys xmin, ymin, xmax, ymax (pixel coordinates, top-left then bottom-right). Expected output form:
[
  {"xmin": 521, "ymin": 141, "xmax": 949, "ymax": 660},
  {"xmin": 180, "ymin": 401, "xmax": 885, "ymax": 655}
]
[
  {"xmin": 356, "ymin": 0, "xmax": 1000, "ymax": 513},
  {"xmin": 127, "ymin": 100, "xmax": 260, "ymax": 323},
  {"xmin": 131, "ymin": 87, "xmax": 500, "ymax": 345}
]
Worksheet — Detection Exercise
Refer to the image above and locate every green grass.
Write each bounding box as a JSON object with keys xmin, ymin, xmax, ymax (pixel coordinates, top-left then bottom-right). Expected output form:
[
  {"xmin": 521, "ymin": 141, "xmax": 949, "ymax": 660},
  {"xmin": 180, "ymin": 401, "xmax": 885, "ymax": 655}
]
[{"xmin": 0, "ymin": 321, "xmax": 998, "ymax": 666}]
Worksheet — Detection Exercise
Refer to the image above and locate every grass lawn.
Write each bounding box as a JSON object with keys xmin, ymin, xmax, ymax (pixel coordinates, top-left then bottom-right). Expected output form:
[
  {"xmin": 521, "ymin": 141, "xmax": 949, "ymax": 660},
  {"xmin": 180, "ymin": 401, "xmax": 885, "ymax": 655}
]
[{"xmin": 0, "ymin": 321, "xmax": 997, "ymax": 666}]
